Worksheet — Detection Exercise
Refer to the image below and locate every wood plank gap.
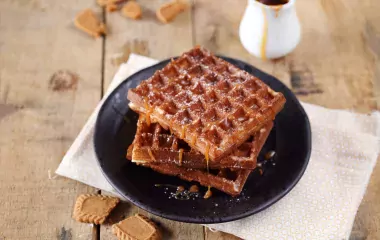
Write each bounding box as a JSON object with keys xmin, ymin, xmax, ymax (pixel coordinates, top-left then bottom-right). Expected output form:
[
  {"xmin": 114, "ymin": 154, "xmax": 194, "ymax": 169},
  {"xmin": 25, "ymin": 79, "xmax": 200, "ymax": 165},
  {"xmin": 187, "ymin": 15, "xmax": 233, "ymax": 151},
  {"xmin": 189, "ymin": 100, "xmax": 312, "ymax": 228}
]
[
  {"xmin": 98, "ymin": 7, "xmax": 107, "ymax": 240},
  {"xmin": 92, "ymin": 189, "xmax": 101, "ymax": 240},
  {"xmin": 101, "ymin": 7, "xmax": 107, "ymax": 98},
  {"xmin": 92, "ymin": 224, "xmax": 100, "ymax": 240},
  {"xmin": 190, "ymin": 0, "xmax": 196, "ymax": 47}
]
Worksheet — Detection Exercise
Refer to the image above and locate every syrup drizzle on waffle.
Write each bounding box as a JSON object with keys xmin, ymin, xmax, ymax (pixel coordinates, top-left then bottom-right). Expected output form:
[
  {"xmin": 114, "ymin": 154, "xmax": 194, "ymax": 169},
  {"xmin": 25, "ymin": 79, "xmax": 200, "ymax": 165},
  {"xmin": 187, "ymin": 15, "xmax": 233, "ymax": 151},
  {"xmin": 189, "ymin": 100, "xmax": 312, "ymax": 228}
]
[
  {"xmin": 181, "ymin": 125, "xmax": 187, "ymax": 139},
  {"xmin": 178, "ymin": 148, "xmax": 184, "ymax": 166},
  {"xmin": 204, "ymin": 143, "xmax": 212, "ymax": 198}
]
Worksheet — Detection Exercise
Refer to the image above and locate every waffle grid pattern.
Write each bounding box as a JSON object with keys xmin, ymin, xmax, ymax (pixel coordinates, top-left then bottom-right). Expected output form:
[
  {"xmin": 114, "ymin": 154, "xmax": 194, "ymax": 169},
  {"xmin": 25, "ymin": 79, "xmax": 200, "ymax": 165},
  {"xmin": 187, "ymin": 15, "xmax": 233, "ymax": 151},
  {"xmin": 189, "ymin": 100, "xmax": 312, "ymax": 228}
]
[
  {"xmin": 126, "ymin": 118, "xmax": 274, "ymax": 196},
  {"xmin": 128, "ymin": 47, "xmax": 285, "ymax": 161},
  {"xmin": 146, "ymin": 163, "xmax": 252, "ymax": 196},
  {"xmin": 132, "ymin": 117, "xmax": 273, "ymax": 169}
]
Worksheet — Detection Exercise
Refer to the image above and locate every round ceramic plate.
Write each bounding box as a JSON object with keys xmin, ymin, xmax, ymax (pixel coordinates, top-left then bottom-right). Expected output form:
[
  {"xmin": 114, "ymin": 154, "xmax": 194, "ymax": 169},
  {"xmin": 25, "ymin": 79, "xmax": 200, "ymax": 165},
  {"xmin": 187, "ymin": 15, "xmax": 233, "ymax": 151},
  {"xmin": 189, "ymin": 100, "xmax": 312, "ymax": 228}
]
[{"xmin": 94, "ymin": 57, "xmax": 311, "ymax": 223}]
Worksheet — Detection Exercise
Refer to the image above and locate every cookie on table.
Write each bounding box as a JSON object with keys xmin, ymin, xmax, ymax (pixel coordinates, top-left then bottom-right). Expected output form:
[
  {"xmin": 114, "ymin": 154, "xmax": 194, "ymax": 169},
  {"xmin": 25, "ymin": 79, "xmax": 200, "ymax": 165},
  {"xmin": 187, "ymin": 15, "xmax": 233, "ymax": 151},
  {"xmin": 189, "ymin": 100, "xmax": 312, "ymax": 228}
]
[
  {"xmin": 74, "ymin": 9, "xmax": 106, "ymax": 38},
  {"xmin": 73, "ymin": 194, "xmax": 120, "ymax": 224},
  {"xmin": 156, "ymin": 0, "xmax": 187, "ymax": 23},
  {"xmin": 112, "ymin": 214, "xmax": 161, "ymax": 240},
  {"xmin": 122, "ymin": 1, "xmax": 142, "ymax": 20}
]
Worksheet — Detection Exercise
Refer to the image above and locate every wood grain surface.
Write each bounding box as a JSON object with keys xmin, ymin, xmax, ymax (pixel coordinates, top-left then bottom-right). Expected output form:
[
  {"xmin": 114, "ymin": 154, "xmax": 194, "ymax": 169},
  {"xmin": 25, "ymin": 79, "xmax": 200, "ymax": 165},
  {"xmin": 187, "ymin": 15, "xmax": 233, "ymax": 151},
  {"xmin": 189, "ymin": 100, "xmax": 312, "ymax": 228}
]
[
  {"xmin": 0, "ymin": 0, "xmax": 102, "ymax": 239},
  {"xmin": 0, "ymin": 0, "xmax": 379, "ymax": 239}
]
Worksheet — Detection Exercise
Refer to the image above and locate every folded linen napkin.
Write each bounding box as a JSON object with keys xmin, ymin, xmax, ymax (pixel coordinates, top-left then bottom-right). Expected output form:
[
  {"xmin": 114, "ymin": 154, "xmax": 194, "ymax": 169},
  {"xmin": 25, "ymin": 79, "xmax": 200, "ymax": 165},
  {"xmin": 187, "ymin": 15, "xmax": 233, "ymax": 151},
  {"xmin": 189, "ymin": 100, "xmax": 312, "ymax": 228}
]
[{"xmin": 56, "ymin": 54, "xmax": 380, "ymax": 240}]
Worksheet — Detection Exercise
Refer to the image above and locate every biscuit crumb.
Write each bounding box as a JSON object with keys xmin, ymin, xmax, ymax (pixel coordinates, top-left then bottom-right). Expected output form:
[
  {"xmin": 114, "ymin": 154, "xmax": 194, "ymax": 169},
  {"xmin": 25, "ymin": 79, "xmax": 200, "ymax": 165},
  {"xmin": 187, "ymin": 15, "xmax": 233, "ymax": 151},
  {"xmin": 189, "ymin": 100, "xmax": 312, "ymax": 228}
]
[
  {"xmin": 74, "ymin": 9, "xmax": 106, "ymax": 38},
  {"xmin": 122, "ymin": 1, "xmax": 142, "ymax": 20},
  {"xmin": 112, "ymin": 214, "xmax": 161, "ymax": 240},
  {"xmin": 156, "ymin": 0, "xmax": 187, "ymax": 23}
]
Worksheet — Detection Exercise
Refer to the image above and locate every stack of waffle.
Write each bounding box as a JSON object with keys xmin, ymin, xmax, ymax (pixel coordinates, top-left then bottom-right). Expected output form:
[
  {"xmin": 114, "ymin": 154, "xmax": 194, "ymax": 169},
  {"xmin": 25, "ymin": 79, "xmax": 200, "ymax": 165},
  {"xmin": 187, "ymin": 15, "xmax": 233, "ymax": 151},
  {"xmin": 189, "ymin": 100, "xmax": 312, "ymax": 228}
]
[{"xmin": 126, "ymin": 47, "xmax": 286, "ymax": 197}]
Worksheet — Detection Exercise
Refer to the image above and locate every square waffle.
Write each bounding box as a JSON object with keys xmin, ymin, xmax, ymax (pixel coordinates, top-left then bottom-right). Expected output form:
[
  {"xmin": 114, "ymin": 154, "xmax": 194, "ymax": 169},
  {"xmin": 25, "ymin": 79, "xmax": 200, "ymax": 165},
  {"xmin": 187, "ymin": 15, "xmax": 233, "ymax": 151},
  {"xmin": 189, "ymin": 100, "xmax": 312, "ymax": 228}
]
[
  {"xmin": 144, "ymin": 164, "xmax": 251, "ymax": 197},
  {"xmin": 126, "ymin": 117, "xmax": 273, "ymax": 196},
  {"xmin": 127, "ymin": 145, "xmax": 252, "ymax": 196},
  {"xmin": 128, "ymin": 46, "xmax": 285, "ymax": 161},
  {"xmin": 131, "ymin": 115, "xmax": 273, "ymax": 169}
]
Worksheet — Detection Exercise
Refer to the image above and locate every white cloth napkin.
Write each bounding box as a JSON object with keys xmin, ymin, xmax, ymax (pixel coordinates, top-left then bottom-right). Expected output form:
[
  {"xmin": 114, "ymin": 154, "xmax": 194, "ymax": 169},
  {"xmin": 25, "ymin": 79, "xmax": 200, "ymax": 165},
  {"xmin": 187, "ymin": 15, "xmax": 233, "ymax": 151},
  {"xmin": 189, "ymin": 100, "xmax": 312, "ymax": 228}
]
[{"xmin": 56, "ymin": 54, "xmax": 380, "ymax": 240}]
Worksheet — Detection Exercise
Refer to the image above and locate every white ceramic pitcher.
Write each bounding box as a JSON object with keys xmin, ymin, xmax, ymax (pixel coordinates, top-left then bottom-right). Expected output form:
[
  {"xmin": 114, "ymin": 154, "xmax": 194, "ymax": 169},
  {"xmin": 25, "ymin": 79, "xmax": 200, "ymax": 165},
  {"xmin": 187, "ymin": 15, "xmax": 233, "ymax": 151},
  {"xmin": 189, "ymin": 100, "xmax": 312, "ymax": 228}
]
[{"xmin": 239, "ymin": 0, "xmax": 301, "ymax": 60}]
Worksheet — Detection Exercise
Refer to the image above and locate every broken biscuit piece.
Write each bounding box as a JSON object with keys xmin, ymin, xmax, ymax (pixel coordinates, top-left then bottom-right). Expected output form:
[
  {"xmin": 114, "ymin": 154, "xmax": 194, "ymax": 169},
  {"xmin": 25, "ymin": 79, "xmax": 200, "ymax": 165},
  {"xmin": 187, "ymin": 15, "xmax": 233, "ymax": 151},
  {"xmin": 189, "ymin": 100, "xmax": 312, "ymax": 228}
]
[
  {"xmin": 156, "ymin": 0, "xmax": 187, "ymax": 23},
  {"xmin": 106, "ymin": 3, "xmax": 119, "ymax": 12},
  {"xmin": 74, "ymin": 9, "xmax": 106, "ymax": 38},
  {"xmin": 73, "ymin": 194, "xmax": 120, "ymax": 224},
  {"xmin": 112, "ymin": 214, "xmax": 161, "ymax": 240},
  {"xmin": 122, "ymin": 1, "xmax": 142, "ymax": 20}
]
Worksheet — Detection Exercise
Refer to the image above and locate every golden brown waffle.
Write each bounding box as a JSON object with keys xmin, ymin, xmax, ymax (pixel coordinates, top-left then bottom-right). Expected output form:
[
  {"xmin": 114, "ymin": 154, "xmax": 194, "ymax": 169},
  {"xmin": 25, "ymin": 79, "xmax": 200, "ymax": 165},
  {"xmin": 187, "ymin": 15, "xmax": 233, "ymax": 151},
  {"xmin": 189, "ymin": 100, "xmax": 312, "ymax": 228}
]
[
  {"xmin": 128, "ymin": 46, "xmax": 285, "ymax": 161},
  {"xmin": 126, "ymin": 119, "xmax": 273, "ymax": 196},
  {"xmin": 131, "ymin": 115, "xmax": 273, "ymax": 169},
  {"xmin": 145, "ymin": 164, "xmax": 251, "ymax": 197}
]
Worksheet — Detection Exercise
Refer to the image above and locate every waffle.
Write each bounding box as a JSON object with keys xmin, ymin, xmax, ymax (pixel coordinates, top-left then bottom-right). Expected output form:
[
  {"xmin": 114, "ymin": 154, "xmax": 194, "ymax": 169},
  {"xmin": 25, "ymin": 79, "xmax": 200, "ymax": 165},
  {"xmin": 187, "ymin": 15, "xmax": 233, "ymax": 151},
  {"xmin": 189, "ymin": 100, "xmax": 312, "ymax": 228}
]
[
  {"xmin": 126, "ymin": 118, "xmax": 273, "ymax": 196},
  {"xmin": 128, "ymin": 46, "xmax": 285, "ymax": 161},
  {"xmin": 147, "ymin": 164, "xmax": 252, "ymax": 197},
  {"xmin": 131, "ymin": 115, "xmax": 273, "ymax": 169},
  {"xmin": 127, "ymin": 145, "xmax": 251, "ymax": 196}
]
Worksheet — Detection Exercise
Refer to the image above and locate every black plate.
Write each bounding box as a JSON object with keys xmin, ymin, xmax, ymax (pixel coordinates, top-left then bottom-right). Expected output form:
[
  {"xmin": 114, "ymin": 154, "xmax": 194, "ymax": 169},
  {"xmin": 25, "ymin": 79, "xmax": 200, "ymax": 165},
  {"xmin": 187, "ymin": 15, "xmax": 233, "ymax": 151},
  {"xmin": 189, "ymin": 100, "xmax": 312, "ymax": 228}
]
[{"xmin": 94, "ymin": 57, "xmax": 311, "ymax": 224}]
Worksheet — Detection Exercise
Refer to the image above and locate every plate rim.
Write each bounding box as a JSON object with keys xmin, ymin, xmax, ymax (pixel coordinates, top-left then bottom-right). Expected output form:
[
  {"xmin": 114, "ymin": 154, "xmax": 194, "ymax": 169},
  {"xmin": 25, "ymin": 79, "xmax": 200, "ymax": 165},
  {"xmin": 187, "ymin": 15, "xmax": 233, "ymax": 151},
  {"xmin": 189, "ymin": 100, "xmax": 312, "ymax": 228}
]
[{"xmin": 94, "ymin": 56, "xmax": 312, "ymax": 223}]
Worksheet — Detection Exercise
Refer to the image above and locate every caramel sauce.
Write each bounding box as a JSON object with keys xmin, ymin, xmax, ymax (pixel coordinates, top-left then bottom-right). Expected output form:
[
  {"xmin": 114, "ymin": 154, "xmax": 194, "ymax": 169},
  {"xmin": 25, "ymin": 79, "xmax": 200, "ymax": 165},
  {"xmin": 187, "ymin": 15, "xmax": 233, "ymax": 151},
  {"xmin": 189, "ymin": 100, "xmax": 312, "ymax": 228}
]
[
  {"xmin": 146, "ymin": 112, "xmax": 151, "ymax": 126},
  {"xmin": 273, "ymin": 5, "xmax": 282, "ymax": 17},
  {"xmin": 180, "ymin": 125, "xmax": 187, "ymax": 139},
  {"xmin": 204, "ymin": 187, "xmax": 212, "ymax": 199},
  {"xmin": 191, "ymin": 135, "xmax": 197, "ymax": 146},
  {"xmin": 147, "ymin": 148, "xmax": 155, "ymax": 161},
  {"xmin": 189, "ymin": 185, "xmax": 199, "ymax": 193},
  {"xmin": 265, "ymin": 150, "xmax": 276, "ymax": 160},
  {"xmin": 143, "ymin": 97, "xmax": 149, "ymax": 110},
  {"xmin": 178, "ymin": 148, "xmax": 184, "ymax": 166},
  {"xmin": 172, "ymin": 141, "xmax": 178, "ymax": 151},
  {"xmin": 204, "ymin": 143, "xmax": 212, "ymax": 199},
  {"xmin": 205, "ymin": 143, "xmax": 210, "ymax": 172},
  {"xmin": 143, "ymin": 97, "xmax": 152, "ymax": 126},
  {"xmin": 169, "ymin": 122, "xmax": 174, "ymax": 135},
  {"xmin": 261, "ymin": 5, "xmax": 268, "ymax": 60},
  {"xmin": 177, "ymin": 185, "xmax": 185, "ymax": 192}
]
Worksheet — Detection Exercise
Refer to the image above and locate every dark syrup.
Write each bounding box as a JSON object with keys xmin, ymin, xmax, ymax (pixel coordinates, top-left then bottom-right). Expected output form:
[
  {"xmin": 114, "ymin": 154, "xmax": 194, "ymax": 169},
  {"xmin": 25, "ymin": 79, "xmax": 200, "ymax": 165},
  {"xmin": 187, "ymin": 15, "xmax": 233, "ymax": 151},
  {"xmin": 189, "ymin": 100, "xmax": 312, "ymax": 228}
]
[{"xmin": 257, "ymin": 0, "xmax": 289, "ymax": 5}]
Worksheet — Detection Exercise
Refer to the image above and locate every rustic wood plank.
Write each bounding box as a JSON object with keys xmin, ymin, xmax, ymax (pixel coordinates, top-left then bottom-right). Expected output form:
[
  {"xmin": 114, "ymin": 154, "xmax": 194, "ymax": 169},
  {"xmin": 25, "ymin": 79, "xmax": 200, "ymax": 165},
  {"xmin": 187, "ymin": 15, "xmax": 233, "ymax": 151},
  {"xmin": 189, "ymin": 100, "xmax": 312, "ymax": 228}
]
[
  {"xmin": 362, "ymin": 1, "xmax": 380, "ymax": 110},
  {"xmin": 284, "ymin": 0, "xmax": 379, "ymax": 112},
  {"xmin": 0, "ymin": 0, "xmax": 102, "ymax": 239},
  {"xmin": 103, "ymin": 0, "xmax": 195, "ymax": 88},
  {"xmin": 101, "ymin": 1, "xmax": 204, "ymax": 239},
  {"xmin": 350, "ymin": 2, "xmax": 380, "ymax": 240}
]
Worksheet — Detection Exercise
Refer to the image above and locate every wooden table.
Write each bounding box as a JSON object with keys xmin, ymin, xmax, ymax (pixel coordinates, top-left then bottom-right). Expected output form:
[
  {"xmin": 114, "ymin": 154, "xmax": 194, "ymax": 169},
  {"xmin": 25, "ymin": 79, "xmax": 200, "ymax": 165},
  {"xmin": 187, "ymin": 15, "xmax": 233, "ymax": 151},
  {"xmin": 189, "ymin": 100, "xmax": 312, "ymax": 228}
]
[{"xmin": 1, "ymin": 0, "xmax": 379, "ymax": 239}]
